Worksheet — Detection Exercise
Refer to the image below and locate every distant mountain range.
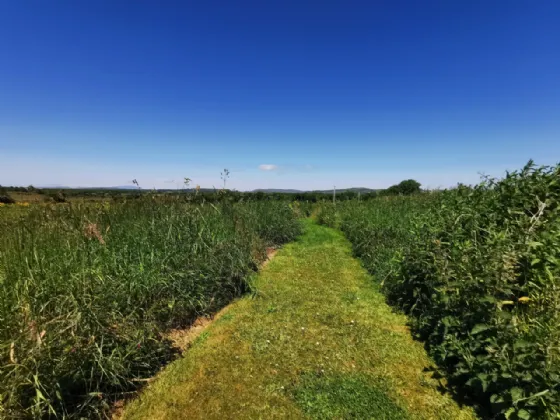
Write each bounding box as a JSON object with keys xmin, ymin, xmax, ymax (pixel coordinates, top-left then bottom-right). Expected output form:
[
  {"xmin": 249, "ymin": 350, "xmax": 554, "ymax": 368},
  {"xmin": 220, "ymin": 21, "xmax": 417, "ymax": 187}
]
[
  {"xmin": 252, "ymin": 188, "xmax": 378, "ymax": 194},
  {"xmin": 252, "ymin": 189, "xmax": 302, "ymax": 193}
]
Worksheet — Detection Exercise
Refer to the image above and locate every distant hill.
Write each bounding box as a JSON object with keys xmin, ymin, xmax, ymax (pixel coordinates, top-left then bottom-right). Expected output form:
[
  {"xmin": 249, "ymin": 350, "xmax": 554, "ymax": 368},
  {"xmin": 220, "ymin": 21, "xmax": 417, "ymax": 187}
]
[
  {"xmin": 110, "ymin": 185, "xmax": 140, "ymax": 190},
  {"xmin": 252, "ymin": 188, "xmax": 378, "ymax": 194},
  {"xmin": 311, "ymin": 187, "xmax": 378, "ymax": 194},
  {"xmin": 252, "ymin": 189, "xmax": 303, "ymax": 193}
]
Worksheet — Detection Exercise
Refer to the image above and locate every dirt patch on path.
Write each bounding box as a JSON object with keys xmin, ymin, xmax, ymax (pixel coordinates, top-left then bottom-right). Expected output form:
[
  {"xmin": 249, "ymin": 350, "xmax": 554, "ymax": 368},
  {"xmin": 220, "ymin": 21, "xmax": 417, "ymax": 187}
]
[
  {"xmin": 167, "ymin": 247, "xmax": 278, "ymax": 352},
  {"xmin": 165, "ymin": 306, "xmax": 231, "ymax": 352},
  {"xmin": 262, "ymin": 247, "xmax": 278, "ymax": 268}
]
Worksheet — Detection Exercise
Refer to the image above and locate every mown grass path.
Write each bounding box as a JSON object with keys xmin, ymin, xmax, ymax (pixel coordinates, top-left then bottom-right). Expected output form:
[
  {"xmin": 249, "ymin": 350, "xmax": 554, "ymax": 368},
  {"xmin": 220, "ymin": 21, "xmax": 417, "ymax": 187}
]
[{"xmin": 123, "ymin": 221, "xmax": 475, "ymax": 420}]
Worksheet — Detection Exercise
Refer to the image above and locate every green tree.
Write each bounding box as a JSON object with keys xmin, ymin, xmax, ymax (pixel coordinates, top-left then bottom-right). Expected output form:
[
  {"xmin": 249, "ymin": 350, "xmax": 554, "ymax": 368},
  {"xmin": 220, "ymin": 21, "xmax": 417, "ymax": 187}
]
[
  {"xmin": 396, "ymin": 179, "xmax": 421, "ymax": 195},
  {"xmin": 383, "ymin": 179, "xmax": 421, "ymax": 196}
]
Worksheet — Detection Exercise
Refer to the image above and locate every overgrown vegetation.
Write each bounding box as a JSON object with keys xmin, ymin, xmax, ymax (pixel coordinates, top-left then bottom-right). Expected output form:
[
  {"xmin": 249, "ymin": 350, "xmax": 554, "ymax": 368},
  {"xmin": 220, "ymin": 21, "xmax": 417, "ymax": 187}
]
[
  {"xmin": 317, "ymin": 161, "xmax": 560, "ymax": 419},
  {"xmin": 122, "ymin": 221, "xmax": 473, "ymax": 420},
  {"xmin": 0, "ymin": 198, "xmax": 301, "ymax": 418}
]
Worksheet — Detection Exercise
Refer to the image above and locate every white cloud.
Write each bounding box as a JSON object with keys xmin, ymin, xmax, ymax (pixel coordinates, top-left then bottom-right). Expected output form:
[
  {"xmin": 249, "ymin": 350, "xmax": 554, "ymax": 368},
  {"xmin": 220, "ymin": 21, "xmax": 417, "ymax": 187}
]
[{"xmin": 258, "ymin": 164, "xmax": 278, "ymax": 171}]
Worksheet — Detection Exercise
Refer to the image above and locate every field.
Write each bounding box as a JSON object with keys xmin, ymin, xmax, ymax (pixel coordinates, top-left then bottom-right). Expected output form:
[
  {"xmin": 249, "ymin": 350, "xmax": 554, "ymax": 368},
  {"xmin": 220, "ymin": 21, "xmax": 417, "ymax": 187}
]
[
  {"xmin": 0, "ymin": 197, "xmax": 302, "ymax": 417},
  {"xmin": 1, "ymin": 161, "xmax": 559, "ymax": 419}
]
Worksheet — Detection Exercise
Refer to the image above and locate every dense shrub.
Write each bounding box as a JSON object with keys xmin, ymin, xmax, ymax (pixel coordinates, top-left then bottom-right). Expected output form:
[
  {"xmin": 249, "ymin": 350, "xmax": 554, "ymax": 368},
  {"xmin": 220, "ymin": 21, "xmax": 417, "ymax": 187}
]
[
  {"xmin": 50, "ymin": 190, "xmax": 67, "ymax": 203},
  {"xmin": 389, "ymin": 162, "xmax": 559, "ymax": 419},
  {"xmin": 0, "ymin": 198, "xmax": 301, "ymax": 417},
  {"xmin": 317, "ymin": 162, "xmax": 560, "ymax": 419},
  {"xmin": 0, "ymin": 195, "xmax": 15, "ymax": 204},
  {"xmin": 381, "ymin": 179, "xmax": 422, "ymax": 196}
]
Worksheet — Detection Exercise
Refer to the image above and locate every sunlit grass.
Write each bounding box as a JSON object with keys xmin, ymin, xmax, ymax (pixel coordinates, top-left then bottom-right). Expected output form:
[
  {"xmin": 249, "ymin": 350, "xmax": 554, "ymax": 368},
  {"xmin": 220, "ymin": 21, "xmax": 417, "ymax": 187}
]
[
  {"xmin": 0, "ymin": 198, "xmax": 301, "ymax": 417},
  {"xmin": 123, "ymin": 220, "xmax": 475, "ymax": 420}
]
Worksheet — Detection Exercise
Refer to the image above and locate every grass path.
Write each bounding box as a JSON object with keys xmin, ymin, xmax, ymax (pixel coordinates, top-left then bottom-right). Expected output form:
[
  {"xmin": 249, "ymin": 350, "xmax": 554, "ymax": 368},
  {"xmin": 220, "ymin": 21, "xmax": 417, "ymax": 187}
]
[{"xmin": 123, "ymin": 221, "xmax": 475, "ymax": 420}]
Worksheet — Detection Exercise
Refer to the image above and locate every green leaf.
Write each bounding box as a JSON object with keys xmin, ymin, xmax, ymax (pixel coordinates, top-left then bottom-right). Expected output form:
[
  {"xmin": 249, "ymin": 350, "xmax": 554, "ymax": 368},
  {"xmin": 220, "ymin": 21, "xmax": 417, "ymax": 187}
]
[
  {"xmin": 517, "ymin": 409, "xmax": 531, "ymax": 420},
  {"xmin": 490, "ymin": 393, "xmax": 504, "ymax": 404},
  {"xmin": 504, "ymin": 407, "xmax": 516, "ymax": 419},
  {"xmin": 471, "ymin": 324, "xmax": 491, "ymax": 335},
  {"xmin": 510, "ymin": 387, "xmax": 524, "ymax": 403},
  {"xmin": 514, "ymin": 339, "xmax": 532, "ymax": 350}
]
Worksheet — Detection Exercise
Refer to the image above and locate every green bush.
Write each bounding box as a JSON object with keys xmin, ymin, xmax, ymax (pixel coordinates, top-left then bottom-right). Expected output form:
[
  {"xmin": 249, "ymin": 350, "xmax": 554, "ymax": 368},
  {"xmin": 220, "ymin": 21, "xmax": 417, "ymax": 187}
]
[
  {"xmin": 320, "ymin": 163, "xmax": 560, "ymax": 419},
  {"xmin": 0, "ymin": 195, "xmax": 15, "ymax": 204},
  {"xmin": 0, "ymin": 198, "xmax": 301, "ymax": 417},
  {"xmin": 50, "ymin": 190, "xmax": 67, "ymax": 203},
  {"xmin": 389, "ymin": 162, "xmax": 559, "ymax": 419}
]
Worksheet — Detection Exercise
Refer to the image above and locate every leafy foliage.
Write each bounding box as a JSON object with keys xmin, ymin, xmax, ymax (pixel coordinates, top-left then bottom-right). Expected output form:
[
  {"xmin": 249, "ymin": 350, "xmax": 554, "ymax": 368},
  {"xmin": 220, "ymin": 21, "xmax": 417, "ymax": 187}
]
[
  {"xmin": 317, "ymin": 162, "xmax": 560, "ymax": 419},
  {"xmin": 382, "ymin": 179, "xmax": 422, "ymax": 196}
]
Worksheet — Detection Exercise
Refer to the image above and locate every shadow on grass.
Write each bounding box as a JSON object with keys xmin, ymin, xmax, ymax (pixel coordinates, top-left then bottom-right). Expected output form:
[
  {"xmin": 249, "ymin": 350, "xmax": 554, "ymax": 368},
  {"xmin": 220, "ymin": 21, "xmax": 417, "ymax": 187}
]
[{"xmin": 292, "ymin": 372, "xmax": 409, "ymax": 420}]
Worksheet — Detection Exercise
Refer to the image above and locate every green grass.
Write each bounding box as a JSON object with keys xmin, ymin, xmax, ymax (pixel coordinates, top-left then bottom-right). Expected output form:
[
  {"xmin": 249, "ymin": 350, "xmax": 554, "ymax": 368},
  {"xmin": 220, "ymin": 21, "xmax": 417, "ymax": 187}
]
[
  {"xmin": 123, "ymin": 220, "xmax": 475, "ymax": 420},
  {"xmin": 293, "ymin": 373, "xmax": 408, "ymax": 419},
  {"xmin": 0, "ymin": 199, "xmax": 301, "ymax": 417}
]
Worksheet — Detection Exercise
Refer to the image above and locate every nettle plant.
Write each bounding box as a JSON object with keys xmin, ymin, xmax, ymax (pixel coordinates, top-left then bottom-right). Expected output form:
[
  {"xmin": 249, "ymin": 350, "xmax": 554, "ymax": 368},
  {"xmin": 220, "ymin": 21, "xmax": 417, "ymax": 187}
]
[{"xmin": 388, "ymin": 161, "xmax": 560, "ymax": 419}]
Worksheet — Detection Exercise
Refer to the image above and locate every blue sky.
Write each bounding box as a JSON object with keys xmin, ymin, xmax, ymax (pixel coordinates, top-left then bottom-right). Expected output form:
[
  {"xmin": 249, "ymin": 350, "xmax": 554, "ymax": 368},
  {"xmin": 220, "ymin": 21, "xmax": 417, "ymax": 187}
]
[{"xmin": 1, "ymin": 1, "xmax": 559, "ymax": 190}]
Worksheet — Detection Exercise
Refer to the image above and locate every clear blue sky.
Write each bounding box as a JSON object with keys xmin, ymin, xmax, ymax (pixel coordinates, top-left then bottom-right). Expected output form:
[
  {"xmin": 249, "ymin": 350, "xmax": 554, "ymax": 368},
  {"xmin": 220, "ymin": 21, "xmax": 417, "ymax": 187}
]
[{"xmin": 1, "ymin": 1, "xmax": 559, "ymax": 190}]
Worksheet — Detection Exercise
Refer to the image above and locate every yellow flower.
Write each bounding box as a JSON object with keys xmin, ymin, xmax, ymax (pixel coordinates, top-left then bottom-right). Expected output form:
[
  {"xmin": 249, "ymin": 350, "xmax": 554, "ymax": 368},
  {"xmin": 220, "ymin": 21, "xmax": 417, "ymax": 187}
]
[
  {"xmin": 0, "ymin": 203, "xmax": 5, "ymax": 207},
  {"xmin": 518, "ymin": 296, "xmax": 531, "ymax": 303}
]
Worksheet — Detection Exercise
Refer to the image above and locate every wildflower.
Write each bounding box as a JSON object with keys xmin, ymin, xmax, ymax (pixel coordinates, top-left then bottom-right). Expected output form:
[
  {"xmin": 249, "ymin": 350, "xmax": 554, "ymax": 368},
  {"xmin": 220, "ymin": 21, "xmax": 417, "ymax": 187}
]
[
  {"xmin": 518, "ymin": 296, "xmax": 531, "ymax": 303},
  {"xmin": 0, "ymin": 203, "xmax": 4, "ymax": 207}
]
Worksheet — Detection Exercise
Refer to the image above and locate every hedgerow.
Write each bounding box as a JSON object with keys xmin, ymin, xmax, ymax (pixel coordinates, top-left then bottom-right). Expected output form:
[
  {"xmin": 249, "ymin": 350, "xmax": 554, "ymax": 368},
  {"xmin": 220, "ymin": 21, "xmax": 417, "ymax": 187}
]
[{"xmin": 317, "ymin": 161, "xmax": 560, "ymax": 419}]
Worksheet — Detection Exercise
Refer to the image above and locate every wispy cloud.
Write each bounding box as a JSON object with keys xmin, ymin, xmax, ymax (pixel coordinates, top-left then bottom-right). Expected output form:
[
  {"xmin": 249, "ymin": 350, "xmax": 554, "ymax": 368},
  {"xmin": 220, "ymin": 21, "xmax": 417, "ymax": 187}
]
[{"xmin": 258, "ymin": 164, "xmax": 278, "ymax": 171}]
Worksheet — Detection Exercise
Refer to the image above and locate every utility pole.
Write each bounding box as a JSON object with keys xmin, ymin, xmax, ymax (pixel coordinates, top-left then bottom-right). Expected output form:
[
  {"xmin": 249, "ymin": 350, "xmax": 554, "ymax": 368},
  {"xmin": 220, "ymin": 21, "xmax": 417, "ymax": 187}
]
[{"xmin": 333, "ymin": 185, "xmax": 336, "ymax": 204}]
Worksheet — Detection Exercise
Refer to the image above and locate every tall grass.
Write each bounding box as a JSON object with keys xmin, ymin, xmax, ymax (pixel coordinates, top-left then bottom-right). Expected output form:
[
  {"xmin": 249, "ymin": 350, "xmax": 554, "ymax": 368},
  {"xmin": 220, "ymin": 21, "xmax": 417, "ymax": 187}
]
[
  {"xmin": 317, "ymin": 162, "xmax": 560, "ymax": 419},
  {"xmin": 0, "ymin": 198, "xmax": 301, "ymax": 418},
  {"xmin": 316, "ymin": 195, "xmax": 434, "ymax": 281}
]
